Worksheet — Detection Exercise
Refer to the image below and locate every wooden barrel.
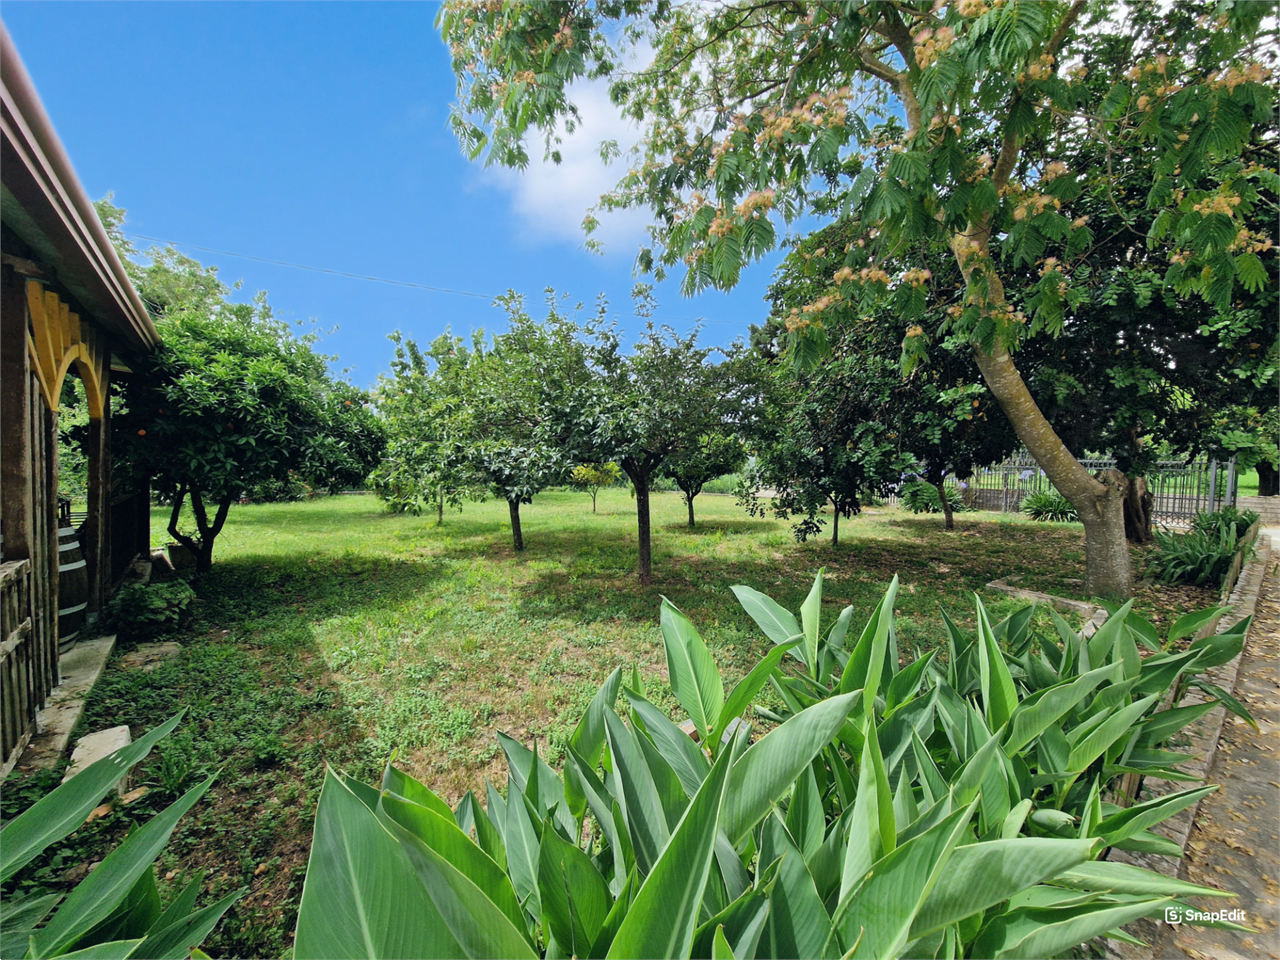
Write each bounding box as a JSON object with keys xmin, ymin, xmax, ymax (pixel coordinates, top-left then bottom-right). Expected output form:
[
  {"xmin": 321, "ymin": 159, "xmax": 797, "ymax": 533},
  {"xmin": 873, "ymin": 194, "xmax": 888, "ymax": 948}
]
[{"xmin": 58, "ymin": 525, "xmax": 88, "ymax": 654}]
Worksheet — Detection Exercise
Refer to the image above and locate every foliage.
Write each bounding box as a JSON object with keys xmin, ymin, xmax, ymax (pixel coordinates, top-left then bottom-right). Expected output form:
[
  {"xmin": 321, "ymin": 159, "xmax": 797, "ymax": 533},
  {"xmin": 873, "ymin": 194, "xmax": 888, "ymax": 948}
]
[
  {"xmin": 0, "ymin": 714, "xmax": 242, "ymax": 959},
  {"xmin": 243, "ymin": 472, "xmax": 315, "ymax": 504},
  {"xmin": 100, "ymin": 201, "xmax": 385, "ymax": 573},
  {"xmin": 294, "ymin": 573, "xmax": 1239, "ymax": 958},
  {"xmin": 1190, "ymin": 506, "xmax": 1261, "ymax": 538},
  {"xmin": 901, "ymin": 480, "xmax": 968, "ymax": 516},
  {"xmin": 658, "ymin": 433, "xmax": 747, "ymax": 527},
  {"xmin": 441, "ymin": 0, "xmax": 1277, "ymax": 600},
  {"xmin": 570, "ymin": 462, "xmax": 623, "ymax": 513},
  {"xmin": 1020, "ymin": 490, "xmax": 1080, "ymax": 523},
  {"xmin": 1149, "ymin": 522, "xmax": 1254, "ymax": 588},
  {"xmin": 104, "ymin": 581, "xmax": 197, "ymax": 645}
]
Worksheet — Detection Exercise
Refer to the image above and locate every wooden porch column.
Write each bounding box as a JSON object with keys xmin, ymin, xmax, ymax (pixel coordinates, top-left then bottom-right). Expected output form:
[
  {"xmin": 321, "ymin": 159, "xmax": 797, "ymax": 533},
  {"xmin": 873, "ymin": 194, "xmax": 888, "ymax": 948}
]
[
  {"xmin": 0, "ymin": 264, "xmax": 32, "ymax": 562},
  {"xmin": 82, "ymin": 366, "xmax": 110, "ymax": 612}
]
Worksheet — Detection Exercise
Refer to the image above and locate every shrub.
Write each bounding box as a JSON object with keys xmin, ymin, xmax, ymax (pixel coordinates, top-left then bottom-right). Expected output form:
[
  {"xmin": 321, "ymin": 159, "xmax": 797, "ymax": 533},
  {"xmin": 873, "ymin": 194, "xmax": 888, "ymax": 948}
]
[
  {"xmin": 104, "ymin": 580, "xmax": 196, "ymax": 644},
  {"xmin": 569, "ymin": 462, "xmax": 622, "ymax": 513},
  {"xmin": 1190, "ymin": 506, "xmax": 1260, "ymax": 537},
  {"xmin": 243, "ymin": 472, "xmax": 314, "ymax": 503},
  {"xmin": 294, "ymin": 574, "xmax": 1243, "ymax": 959},
  {"xmin": 1149, "ymin": 521, "xmax": 1254, "ymax": 587},
  {"xmin": 1020, "ymin": 489, "xmax": 1079, "ymax": 522},
  {"xmin": 0, "ymin": 713, "xmax": 242, "ymax": 958},
  {"xmin": 900, "ymin": 479, "xmax": 966, "ymax": 514}
]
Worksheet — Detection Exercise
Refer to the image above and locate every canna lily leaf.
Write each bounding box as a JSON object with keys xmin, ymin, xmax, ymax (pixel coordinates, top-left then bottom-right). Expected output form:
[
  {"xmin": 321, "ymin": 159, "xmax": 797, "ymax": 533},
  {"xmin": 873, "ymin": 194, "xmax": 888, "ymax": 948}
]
[
  {"xmin": 708, "ymin": 641, "xmax": 799, "ymax": 754},
  {"xmin": 799, "ymin": 569, "xmax": 824, "ymax": 678},
  {"xmin": 660, "ymin": 597, "xmax": 725, "ymax": 742}
]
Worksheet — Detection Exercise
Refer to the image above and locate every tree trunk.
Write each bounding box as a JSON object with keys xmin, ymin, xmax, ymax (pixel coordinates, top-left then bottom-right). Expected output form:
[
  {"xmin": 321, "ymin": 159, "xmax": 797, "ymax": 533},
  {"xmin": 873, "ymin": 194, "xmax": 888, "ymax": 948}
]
[
  {"xmin": 1080, "ymin": 472, "xmax": 1132, "ymax": 599},
  {"xmin": 686, "ymin": 493, "xmax": 696, "ymax": 528},
  {"xmin": 507, "ymin": 498, "xmax": 524, "ymax": 551},
  {"xmin": 1258, "ymin": 461, "xmax": 1279, "ymax": 497},
  {"xmin": 934, "ymin": 481, "xmax": 955, "ymax": 531},
  {"xmin": 623, "ymin": 462, "xmax": 653, "ymax": 582},
  {"xmin": 437, "ymin": 487, "xmax": 444, "ymax": 526},
  {"xmin": 591, "ymin": 490, "xmax": 598, "ymax": 513},
  {"xmin": 1123, "ymin": 475, "xmax": 1154, "ymax": 544},
  {"xmin": 831, "ymin": 502, "xmax": 840, "ymax": 546}
]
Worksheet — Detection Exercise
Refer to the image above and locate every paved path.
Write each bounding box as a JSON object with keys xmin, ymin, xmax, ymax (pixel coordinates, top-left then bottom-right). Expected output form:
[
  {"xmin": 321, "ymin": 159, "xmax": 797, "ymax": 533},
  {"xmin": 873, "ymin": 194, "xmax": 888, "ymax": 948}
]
[{"xmin": 1150, "ymin": 546, "xmax": 1280, "ymax": 960}]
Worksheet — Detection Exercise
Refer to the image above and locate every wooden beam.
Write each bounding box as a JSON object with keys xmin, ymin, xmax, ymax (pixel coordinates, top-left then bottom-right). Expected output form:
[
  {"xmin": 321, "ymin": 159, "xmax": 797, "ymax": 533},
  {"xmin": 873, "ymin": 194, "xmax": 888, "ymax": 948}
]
[{"xmin": 1, "ymin": 266, "xmax": 34, "ymax": 563}]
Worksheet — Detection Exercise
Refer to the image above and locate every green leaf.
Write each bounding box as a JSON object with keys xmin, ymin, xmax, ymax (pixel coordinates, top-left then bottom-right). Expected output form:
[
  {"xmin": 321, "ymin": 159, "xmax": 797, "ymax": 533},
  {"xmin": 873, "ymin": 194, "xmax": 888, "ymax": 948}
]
[
  {"xmin": 124, "ymin": 890, "xmax": 245, "ymax": 960},
  {"xmin": 972, "ymin": 897, "xmax": 1172, "ymax": 959},
  {"xmin": 1066, "ymin": 696, "xmax": 1159, "ymax": 773},
  {"xmin": 660, "ymin": 597, "xmax": 725, "ymax": 741},
  {"xmin": 1, "ymin": 712, "xmax": 186, "ymax": 882},
  {"xmin": 1092, "ymin": 786, "xmax": 1217, "ymax": 847},
  {"xmin": 1, "ymin": 893, "xmax": 60, "ymax": 959},
  {"xmin": 382, "ymin": 765, "xmax": 454, "ymax": 821},
  {"xmin": 605, "ymin": 734, "xmax": 735, "ymax": 959},
  {"xmin": 1168, "ymin": 607, "xmax": 1228, "ymax": 644},
  {"xmin": 977, "ymin": 597, "xmax": 1018, "ymax": 732},
  {"xmin": 604, "ymin": 709, "xmax": 670, "ymax": 876},
  {"xmin": 379, "ymin": 793, "xmax": 527, "ymax": 938},
  {"xmin": 799, "ymin": 570, "xmax": 824, "ymax": 678},
  {"xmin": 294, "ymin": 769, "xmax": 469, "ymax": 959},
  {"xmin": 1188, "ymin": 679, "xmax": 1259, "ymax": 730},
  {"xmin": 721, "ymin": 692, "xmax": 860, "ymax": 846},
  {"xmin": 712, "ymin": 925, "xmax": 735, "ymax": 960},
  {"xmin": 757, "ymin": 818, "xmax": 830, "ymax": 959},
  {"xmin": 566, "ymin": 668, "xmax": 625, "ymax": 818},
  {"xmin": 708, "ymin": 641, "xmax": 799, "ymax": 754},
  {"xmin": 625, "ymin": 692, "xmax": 710, "ymax": 797},
  {"xmin": 833, "ymin": 802, "xmax": 974, "ymax": 959},
  {"xmin": 1135, "ymin": 701, "xmax": 1218, "ymax": 746},
  {"xmin": 32, "ymin": 773, "xmax": 217, "ymax": 959},
  {"xmin": 1004, "ymin": 663, "xmax": 1121, "ymax": 755},
  {"xmin": 538, "ymin": 821, "xmax": 612, "ymax": 958},
  {"xmin": 909, "ymin": 837, "xmax": 1095, "ymax": 939},
  {"xmin": 730, "ymin": 585, "xmax": 803, "ymax": 658},
  {"xmin": 840, "ymin": 732, "xmax": 887, "ymax": 901},
  {"xmin": 1052, "ymin": 860, "xmax": 1235, "ymax": 898},
  {"xmin": 46, "ymin": 940, "xmax": 144, "ymax": 959},
  {"xmin": 387, "ymin": 816, "xmax": 539, "ymax": 959}
]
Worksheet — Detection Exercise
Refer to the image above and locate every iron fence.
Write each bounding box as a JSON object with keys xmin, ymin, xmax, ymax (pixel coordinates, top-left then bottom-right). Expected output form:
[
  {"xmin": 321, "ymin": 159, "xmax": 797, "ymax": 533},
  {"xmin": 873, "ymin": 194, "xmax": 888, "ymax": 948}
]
[{"xmin": 884, "ymin": 451, "xmax": 1236, "ymax": 523}]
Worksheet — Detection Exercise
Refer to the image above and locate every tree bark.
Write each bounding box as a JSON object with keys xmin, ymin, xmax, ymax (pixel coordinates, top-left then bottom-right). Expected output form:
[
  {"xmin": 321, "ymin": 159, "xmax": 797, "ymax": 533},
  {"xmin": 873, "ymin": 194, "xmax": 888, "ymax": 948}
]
[
  {"xmin": 591, "ymin": 489, "xmax": 598, "ymax": 513},
  {"xmin": 507, "ymin": 498, "xmax": 524, "ymax": 551},
  {"xmin": 437, "ymin": 487, "xmax": 444, "ymax": 526},
  {"xmin": 1257, "ymin": 461, "xmax": 1278, "ymax": 497},
  {"xmin": 622, "ymin": 461, "xmax": 653, "ymax": 582},
  {"xmin": 1123, "ymin": 475, "xmax": 1154, "ymax": 544},
  {"xmin": 831, "ymin": 501, "xmax": 840, "ymax": 546},
  {"xmin": 687, "ymin": 494, "xmax": 696, "ymax": 528},
  {"xmin": 1081, "ymin": 470, "xmax": 1132, "ymax": 599},
  {"xmin": 934, "ymin": 481, "xmax": 955, "ymax": 531}
]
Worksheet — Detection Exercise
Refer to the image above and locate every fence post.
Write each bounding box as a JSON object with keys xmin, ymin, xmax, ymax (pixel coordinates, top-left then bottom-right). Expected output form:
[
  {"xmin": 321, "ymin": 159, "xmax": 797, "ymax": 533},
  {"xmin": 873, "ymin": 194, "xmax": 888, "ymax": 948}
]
[
  {"xmin": 1207, "ymin": 459, "xmax": 1219, "ymax": 513},
  {"xmin": 1225, "ymin": 455, "xmax": 1238, "ymax": 508}
]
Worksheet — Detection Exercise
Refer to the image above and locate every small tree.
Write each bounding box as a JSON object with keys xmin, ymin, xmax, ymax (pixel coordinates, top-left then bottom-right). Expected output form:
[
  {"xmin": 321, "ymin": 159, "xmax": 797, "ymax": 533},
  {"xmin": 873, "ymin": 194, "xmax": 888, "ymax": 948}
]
[
  {"xmin": 659, "ymin": 433, "xmax": 746, "ymax": 528},
  {"xmin": 569, "ymin": 462, "xmax": 621, "ymax": 513}
]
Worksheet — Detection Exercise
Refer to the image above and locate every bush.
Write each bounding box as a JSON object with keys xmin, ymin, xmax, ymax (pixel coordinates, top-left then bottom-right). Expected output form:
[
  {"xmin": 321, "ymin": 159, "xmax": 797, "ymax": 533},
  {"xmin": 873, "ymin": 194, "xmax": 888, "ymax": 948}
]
[
  {"xmin": 1190, "ymin": 505, "xmax": 1260, "ymax": 537},
  {"xmin": 900, "ymin": 479, "xmax": 966, "ymax": 514},
  {"xmin": 0, "ymin": 713, "xmax": 242, "ymax": 958},
  {"xmin": 1020, "ymin": 489, "xmax": 1079, "ymax": 522},
  {"xmin": 243, "ymin": 471, "xmax": 315, "ymax": 503},
  {"xmin": 1149, "ymin": 521, "xmax": 1254, "ymax": 587},
  {"xmin": 294, "ymin": 574, "xmax": 1244, "ymax": 959},
  {"xmin": 104, "ymin": 580, "xmax": 196, "ymax": 644}
]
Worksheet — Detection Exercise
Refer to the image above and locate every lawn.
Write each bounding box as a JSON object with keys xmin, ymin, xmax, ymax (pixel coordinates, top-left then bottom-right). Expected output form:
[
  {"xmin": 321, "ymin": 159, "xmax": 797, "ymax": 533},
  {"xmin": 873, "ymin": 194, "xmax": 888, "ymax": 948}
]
[{"xmin": 1, "ymin": 489, "xmax": 1210, "ymax": 957}]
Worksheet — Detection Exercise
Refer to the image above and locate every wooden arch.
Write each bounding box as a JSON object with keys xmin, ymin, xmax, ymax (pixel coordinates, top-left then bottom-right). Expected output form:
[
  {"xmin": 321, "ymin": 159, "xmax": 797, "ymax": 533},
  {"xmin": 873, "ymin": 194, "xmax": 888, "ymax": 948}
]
[{"xmin": 25, "ymin": 280, "xmax": 107, "ymax": 418}]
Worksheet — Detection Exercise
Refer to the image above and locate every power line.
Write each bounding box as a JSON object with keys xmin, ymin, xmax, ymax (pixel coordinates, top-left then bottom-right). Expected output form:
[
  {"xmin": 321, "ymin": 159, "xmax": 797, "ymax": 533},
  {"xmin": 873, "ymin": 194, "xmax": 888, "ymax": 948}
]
[{"xmin": 123, "ymin": 231, "xmax": 754, "ymax": 327}]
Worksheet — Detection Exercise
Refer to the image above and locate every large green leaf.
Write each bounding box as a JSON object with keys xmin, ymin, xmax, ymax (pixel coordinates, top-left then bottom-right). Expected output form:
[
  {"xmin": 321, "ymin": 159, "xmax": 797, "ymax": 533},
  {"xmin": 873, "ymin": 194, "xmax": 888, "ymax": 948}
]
[
  {"xmin": 840, "ymin": 733, "xmax": 886, "ymax": 902},
  {"xmin": 32, "ymin": 773, "xmax": 216, "ymax": 959},
  {"xmin": 382, "ymin": 765, "xmax": 453, "ymax": 821},
  {"xmin": 832, "ymin": 802, "xmax": 975, "ymax": 959},
  {"xmin": 1091, "ymin": 786, "xmax": 1217, "ymax": 846},
  {"xmin": 124, "ymin": 890, "xmax": 244, "ymax": 960},
  {"xmin": 605, "ymin": 735, "xmax": 734, "ymax": 959},
  {"xmin": 502, "ymin": 782, "xmax": 544, "ymax": 920},
  {"xmin": 538, "ymin": 826, "xmax": 612, "ymax": 957},
  {"xmin": 1052, "ymin": 860, "xmax": 1235, "ymax": 898},
  {"xmin": 909, "ymin": 838, "xmax": 1096, "ymax": 939},
  {"xmin": 1003, "ymin": 663, "xmax": 1121, "ymax": 755},
  {"xmin": 625, "ymin": 692, "xmax": 710, "ymax": 798},
  {"xmin": 1, "ymin": 893, "xmax": 61, "ymax": 959},
  {"xmin": 294, "ymin": 769, "xmax": 461, "ymax": 959},
  {"xmin": 708, "ymin": 641, "xmax": 799, "ymax": 754},
  {"xmin": 604, "ymin": 709, "xmax": 670, "ymax": 875},
  {"xmin": 721, "ymin": 692, "xmax": 860, "ymax": 846},
  {"xmin": 976, "ymin": 598, "xmax": 1018, "ymax": 732},
  {"xmin": 379, "ymin": 793, "xmax": 527, "ymax": 938},
  {"xmin": 495, "ymin": 733, "xmax": 574, "ymax": 840},
  {"xmin": 1066, "ymin": 696, "xmax": 1158, "ymax": 773},
  {"xmin": 757, "ymin": 815, "xmax": 831, "ymax": 960},
  {"xmin": 730, "ymin": 585, "xmax": 802, "ymax": 652},
  {"xmin": 387, "ymin": 817, "xmax": 538, "ymax": 959},
  {"xmin": 660, "ymin": 598, "xmax": 725, "ymax": 741},
  {"xmin": 566, "ymin": 668, "xmax": 625, "ymax": 818},
  {"xmin": 799, "ymin": 569, "xmax": 824, "ymax": 678},
  {"xmin": 1, "ymin": 712, "xmax": 186, "ymax": 882},
  {"xmin": 971, "ymin": 898, "xmax": 1171, "ymax": 959}
]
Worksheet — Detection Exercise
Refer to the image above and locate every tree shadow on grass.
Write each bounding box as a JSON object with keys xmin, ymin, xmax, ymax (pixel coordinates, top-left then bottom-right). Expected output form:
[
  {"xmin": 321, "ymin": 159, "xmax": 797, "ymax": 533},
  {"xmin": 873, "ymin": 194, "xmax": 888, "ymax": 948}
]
[{"xmin": 660, "ymin": 518, "xmax": 779, "ymax": 535}]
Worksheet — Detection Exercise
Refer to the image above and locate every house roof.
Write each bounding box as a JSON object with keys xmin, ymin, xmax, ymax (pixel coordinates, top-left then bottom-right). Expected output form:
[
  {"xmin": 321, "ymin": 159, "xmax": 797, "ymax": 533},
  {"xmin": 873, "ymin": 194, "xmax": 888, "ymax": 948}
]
[{"xmin": 1, "ymin": 22, "xmax": 157, "ymax": 352}]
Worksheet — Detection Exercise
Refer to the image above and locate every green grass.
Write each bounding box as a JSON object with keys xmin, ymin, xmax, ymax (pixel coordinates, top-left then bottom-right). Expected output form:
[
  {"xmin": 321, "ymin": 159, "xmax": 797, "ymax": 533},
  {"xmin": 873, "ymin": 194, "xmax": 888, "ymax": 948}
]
[{"xmin": 3, "ymin": 489, "xmax": 1147, "ymax": 958}]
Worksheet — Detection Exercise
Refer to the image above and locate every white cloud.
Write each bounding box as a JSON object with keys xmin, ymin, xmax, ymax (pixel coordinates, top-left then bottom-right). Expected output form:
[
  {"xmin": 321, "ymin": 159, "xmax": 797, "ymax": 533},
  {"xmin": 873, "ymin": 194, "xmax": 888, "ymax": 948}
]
[{"xmin": 483, "ymin": 80, "xmax": 651, "ymax": 255}]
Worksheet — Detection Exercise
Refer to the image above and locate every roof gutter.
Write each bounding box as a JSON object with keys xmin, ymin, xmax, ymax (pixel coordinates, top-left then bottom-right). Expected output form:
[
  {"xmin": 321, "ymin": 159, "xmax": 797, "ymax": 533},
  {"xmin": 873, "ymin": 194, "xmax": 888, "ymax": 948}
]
[{"xmin": 1, "ymin": 21, "xmax": 158, "ymax": 351}]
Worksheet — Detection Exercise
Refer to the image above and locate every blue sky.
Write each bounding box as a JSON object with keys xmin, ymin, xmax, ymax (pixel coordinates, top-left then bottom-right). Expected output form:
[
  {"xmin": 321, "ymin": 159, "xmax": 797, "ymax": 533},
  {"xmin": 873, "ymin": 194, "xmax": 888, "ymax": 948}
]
[{"xmin": 3, "ymin": 2, "xmax": 799, "ymax": 387}]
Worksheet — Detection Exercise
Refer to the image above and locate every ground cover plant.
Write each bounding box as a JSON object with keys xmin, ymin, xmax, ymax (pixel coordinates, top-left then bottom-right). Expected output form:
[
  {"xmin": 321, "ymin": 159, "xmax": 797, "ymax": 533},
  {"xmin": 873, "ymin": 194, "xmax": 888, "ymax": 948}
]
[
  {"xmin": 0, "ymin": 492, "xmax": 1213, "ymax": 957},
  {"xmin": 295, "ymin": 573, "xmax": 1245, "ymax": 958}
]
